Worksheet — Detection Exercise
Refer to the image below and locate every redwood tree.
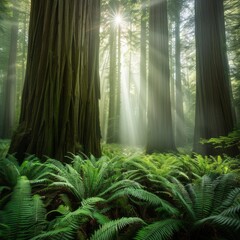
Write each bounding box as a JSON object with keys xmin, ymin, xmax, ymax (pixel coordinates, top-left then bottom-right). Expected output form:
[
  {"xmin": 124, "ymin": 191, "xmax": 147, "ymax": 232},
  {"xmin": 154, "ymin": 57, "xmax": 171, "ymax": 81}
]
[
  {"xmin": 9, "ymin": 0, "xmax": 101, "ymax": 161},
  {"xmin": 2, "ymin": 1, "xmax": 19, "ymax": 138},
  {"xmin": 193, "ymin": 0, "xmax": 238, "ymax": 156},
  {"xmin": 146, "ymin": 0, "xmax": 176, "ymax": 153}
]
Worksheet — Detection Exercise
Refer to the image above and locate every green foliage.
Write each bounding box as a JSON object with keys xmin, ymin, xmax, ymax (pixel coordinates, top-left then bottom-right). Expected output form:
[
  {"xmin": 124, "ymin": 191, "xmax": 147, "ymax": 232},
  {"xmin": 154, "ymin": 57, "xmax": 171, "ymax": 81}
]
[
  {"xmin": 0, "ymin": 140, "xmax": 10, "ymax": 158},
  {"xmin": 135, "ymin": 173, "xmax": 240, "ymax": 240},
  {"xmin": 0, "ymin": 176, "xmax": 47, "ymax": 240},
  {"xmin": 90, "ymin": 217, "xmax": 145, "ymax": 240},
  {"xmin": 31, "ymin": 197, "xmax": 105, "ymax": 240},
  {"xmin": 135, "ymin": 219, "xmax": 182, "ymax": 240},
  {"xmin": 201, "ymin": 129, "xmax": 240, "ymax": 150},
  {"xmin": 1, "ymin": 147, "xmax": 240, "ymax": 239}
]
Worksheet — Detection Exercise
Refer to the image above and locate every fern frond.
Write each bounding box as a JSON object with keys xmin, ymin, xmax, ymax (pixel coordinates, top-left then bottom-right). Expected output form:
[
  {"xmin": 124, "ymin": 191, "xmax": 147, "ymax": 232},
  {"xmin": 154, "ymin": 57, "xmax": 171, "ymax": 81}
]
[
  {"xmin": 193, "ymin": 175, "xmax": 215, "ymax": 219},
  {"xmin": 170, "ymin": 177, "xmax": 195, "ymax": 220},
  {"xmin": 90, "ymin": 217, "xmax": 144, "ymax": 240},
  {"xmin": 135, "ymin": 219, "xmax": 182, "ymax": 240},
  {"xmin": 92, "ymin": 212, "xmax": 110, "ymax": 225},
  {"xmin": 99, "ymin": 179, "xmax": 141, "ymax": 198},
  {"xmin": 1, "ymin": 176, "xmax": 47, "ymax": 240},
  {"xmin": 0, "ymin": 156, "xmax": 20, "ymax": 187},
  {"xmin": 202, "ymin": 215, "xmax": 240, "ymax": 231},
  {"xmin": 81, "ymin": 197, "xmax": 105, "ymax": 206},
  {"xmin": 212, "ymin": 173, "xmax": 237, "ymax": 210},
  {"xmin": 31, "ymin": 226, "xmax": 74, "ymax": 240}
]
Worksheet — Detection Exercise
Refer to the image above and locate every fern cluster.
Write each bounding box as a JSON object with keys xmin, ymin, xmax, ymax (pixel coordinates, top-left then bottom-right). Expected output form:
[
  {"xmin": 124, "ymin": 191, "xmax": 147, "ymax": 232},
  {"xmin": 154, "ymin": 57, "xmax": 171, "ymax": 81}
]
[{"xmin": 0, "ymin": 148, "xmax": 240, "ymax": 240}]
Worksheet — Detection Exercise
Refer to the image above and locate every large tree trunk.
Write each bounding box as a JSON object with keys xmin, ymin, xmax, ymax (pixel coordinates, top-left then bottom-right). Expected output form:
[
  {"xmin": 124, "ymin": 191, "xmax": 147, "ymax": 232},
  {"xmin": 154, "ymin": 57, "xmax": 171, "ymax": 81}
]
[
  {"xmin": 9, "ymin": 0, "xmax": 101, "ymax": 161},
  {"xmin": 2, "ymin": 2, "xmax": 19, "ymax": 138},
  {"xmin": 193, "ymin": 0, "xmax": 238, "ymax": 156},
  {"xmin": 146, "ymin": 0, "xmax": 176, "ymax": 153}
]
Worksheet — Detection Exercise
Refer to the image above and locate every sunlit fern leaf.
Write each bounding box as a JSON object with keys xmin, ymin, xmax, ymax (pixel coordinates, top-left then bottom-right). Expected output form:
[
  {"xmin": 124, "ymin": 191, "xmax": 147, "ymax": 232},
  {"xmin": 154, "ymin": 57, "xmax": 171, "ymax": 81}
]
[
  {"xmin": 90, "ymin": 217, "xmax": 145, "ymax": 240},
  {"xmin": 81, "ymin": 197, "xmax": 105, "ymax": 207},
  {"xmin": 0, "ymin": 176, "xmax": 46, "ymax": 240},
  {"xmin": 31, "ymin": 226, "xmax": 74, "ymax": 240},
  {"xmin": 93, "ymin": 212, "xmax": 110, "ymax": 225},
  {"xmin": 135, "ymin": 219, "xmax": 183, "ymax": 240}
]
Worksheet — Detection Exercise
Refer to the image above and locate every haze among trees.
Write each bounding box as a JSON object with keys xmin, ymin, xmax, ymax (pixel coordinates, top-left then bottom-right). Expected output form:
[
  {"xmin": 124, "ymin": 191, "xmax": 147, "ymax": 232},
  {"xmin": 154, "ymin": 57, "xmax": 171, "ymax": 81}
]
[{"xmin": 0, "ymin": 1, "xmax": 240, "ymax": 239}]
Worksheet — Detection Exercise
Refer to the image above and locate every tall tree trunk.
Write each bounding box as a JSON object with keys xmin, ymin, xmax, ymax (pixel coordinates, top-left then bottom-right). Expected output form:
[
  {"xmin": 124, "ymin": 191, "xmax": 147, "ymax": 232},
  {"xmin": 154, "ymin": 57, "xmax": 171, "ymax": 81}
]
[
  {"xmin": 107, "ymin": 2, "xmax": 121, "ymax": 144},
  {"xmin": 193, "ymin": 0, "xmax": 238, "ymax": 156},
  {"xmin": 2, "ymin": 2, "xmax": 19, "ymax": 138},
  {"xmin": 139, "ymin": 0, "xmax": 147, "ymax": 145},
  {"xmin": 146, "ymin": 0, "xmax": 176, "ymax": 153},
  {"xmin": 175, "ymin": 1, "xmax": 185, "ymax": 147},
  {"xmin": 107, "ymin": 1, "xmax": 117, "ymax": 143},
  {"xmin": 9, "ymin": 0, "xmax": 101, "ymax": 161}
]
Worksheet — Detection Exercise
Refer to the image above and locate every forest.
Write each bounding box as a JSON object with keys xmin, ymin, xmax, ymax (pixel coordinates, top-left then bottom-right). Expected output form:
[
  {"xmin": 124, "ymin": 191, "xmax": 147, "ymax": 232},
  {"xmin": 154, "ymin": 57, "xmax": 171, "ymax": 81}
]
[{"xmin": 0, "ymin": 0, "xmax": 240, "ymax": 239}]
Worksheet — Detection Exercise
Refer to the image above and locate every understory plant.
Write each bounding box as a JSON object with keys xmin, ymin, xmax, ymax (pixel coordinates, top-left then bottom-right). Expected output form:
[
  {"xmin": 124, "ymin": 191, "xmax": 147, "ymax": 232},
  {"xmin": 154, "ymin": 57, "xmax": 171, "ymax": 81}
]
[
  {"xmin": 135, "ymin": 173, "xmax": 240, "ymax": 240},
  {"xmin": 0, "ymin": 147, "xmax": 240, "ymax": 240}
]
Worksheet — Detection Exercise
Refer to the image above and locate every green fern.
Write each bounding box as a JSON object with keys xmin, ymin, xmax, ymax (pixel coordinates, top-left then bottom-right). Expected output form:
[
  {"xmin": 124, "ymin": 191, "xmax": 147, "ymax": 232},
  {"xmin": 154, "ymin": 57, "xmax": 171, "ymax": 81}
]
[
  {"xmin": 90, "ymin": 217, "xmax": 145, "ymax": 240},
  {"xmin": 135, "ymin": 219, "xmax": 182, "ymax": 240},
  {"xmin": 32, "ymin": 197, "xmax": 105, "ymax": 240},
  {"xmin": 0, "ymin": 176, "xmax": 47, "ymax": 240},
  {"xmin": 135, "ymin": 173, "xmax": 240, "ymax": 240}
]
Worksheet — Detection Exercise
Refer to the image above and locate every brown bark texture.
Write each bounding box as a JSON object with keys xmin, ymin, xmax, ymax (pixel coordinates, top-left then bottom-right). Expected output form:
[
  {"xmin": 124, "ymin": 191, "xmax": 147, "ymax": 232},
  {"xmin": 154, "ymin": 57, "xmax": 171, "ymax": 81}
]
[{"xmin": 9, "ymin": 0, "xmax": 101, "ymax": 161}]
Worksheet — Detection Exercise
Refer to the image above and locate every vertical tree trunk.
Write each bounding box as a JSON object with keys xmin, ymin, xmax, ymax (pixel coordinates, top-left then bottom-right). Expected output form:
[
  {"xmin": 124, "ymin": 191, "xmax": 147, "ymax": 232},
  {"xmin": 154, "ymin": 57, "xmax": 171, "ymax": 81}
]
[
  {"xmin": 146, "ymin": 0, "xmax": 176, "ymax": 153},
  {"xmin": 107, "ymin": 2, "xmax": 121, "ymax": 144},
  {"xmin": 175, "ymin": 1, "xmax": 185, "ymax": 147},
  {"xmin": 193, "ymin": 0, "xmax": 238, "ymax": 156},
  {"xmin": 2, "ymin": 2, "xmax": 19, "ymax": 138},
  {"xmin": 139, "ymin": 0, "xmax": 147, "ymax": 145},
  {"xmin": 9, "ymin": 0, "xmax": 101, "ymax": 161},
  {"xmin": 107, "ymin": 1, "xmax": 117, "ymax": 143}
]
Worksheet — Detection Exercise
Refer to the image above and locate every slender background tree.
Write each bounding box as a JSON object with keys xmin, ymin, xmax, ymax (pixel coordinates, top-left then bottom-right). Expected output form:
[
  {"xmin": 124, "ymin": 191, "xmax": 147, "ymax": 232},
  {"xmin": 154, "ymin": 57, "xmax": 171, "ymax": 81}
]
[{"xmin": 147, "ymin": 0, "xmax": 176, "ymax": 153}]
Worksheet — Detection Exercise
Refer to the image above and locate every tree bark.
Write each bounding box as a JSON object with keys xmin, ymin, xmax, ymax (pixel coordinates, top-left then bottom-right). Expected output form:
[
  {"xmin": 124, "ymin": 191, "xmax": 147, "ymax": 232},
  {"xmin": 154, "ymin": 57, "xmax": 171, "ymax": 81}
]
[
  {"xmin": 146, "ymin": 0, "xmax": 176, "ymax": 153},
  {"xmin": 193, "ymin": 0, "xmax": 238, "ymax": 156},
  {"xmin": 9, "ymin": 0, "xmax": 101, "ymax": 161}
]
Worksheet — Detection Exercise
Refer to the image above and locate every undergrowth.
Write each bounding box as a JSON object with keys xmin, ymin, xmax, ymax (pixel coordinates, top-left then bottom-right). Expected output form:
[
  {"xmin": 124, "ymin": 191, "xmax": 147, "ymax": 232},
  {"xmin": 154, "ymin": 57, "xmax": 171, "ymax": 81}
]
[{"xmin": 0, "ymin": 143, "xmax": 239, "ymax": 239}]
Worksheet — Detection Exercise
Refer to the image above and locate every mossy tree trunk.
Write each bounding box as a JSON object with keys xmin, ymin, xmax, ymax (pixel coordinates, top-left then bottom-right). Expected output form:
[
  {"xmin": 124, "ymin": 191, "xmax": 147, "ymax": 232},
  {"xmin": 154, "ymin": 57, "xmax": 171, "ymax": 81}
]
[
  {"xmin": 146, "ymin": 0, "xmax": 176, "ymax": 153},
  {"xmin": 9, "ymin": 0, "xmax": 101, "ymax": 161},
  {"xmin": 193, "ymin": 0, "xmax": 238, "ymax": 156}
]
